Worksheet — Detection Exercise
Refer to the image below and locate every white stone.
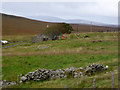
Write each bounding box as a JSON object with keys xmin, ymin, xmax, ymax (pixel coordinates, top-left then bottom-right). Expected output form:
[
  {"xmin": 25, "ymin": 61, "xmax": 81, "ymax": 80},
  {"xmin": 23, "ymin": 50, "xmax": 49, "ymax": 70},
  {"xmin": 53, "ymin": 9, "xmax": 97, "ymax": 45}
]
[
  {"xmin": 21, "ymin": 76, "xmax": 27, "ymax": 82},
  {"xmin": 106, "ymin": 65, "xmax": 108, "ymax": 69}
]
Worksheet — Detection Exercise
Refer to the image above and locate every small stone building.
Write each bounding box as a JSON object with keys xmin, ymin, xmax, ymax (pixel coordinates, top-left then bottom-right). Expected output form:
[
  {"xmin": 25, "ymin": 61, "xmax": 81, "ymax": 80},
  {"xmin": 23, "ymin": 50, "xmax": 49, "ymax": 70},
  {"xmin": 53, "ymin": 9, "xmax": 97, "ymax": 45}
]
[{"xmin": 32, "ymin": 34, "xmax": 61, "ymax": 43}]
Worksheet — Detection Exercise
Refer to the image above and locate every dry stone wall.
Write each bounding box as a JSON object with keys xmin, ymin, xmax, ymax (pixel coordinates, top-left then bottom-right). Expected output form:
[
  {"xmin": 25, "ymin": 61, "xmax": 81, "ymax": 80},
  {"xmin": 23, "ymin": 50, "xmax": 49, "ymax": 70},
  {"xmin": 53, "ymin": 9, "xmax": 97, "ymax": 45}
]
[
  {"xmin": 1, "ymin": 64, "xmax": 108, "ymax": 88},
  {"xmin": 20, "ymin": 64, "xmax": 108, "ymax": 82}
]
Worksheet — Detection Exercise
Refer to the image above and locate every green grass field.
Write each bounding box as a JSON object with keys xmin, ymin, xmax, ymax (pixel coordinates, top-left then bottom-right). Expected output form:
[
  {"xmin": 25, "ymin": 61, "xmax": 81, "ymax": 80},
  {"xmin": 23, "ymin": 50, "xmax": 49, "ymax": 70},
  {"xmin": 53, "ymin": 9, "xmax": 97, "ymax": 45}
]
[{"xmin": 2, "ymin": 32, "xmax": 118, "ymax": 88}]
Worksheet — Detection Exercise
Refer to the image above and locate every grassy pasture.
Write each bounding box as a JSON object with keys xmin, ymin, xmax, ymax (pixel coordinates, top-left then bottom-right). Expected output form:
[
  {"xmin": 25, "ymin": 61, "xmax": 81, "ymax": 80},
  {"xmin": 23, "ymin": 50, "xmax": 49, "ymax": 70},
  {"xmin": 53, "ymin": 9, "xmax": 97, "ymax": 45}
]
[{"xmin": 2, "ymin": 32, "xmax": 118, "ymax": 88}]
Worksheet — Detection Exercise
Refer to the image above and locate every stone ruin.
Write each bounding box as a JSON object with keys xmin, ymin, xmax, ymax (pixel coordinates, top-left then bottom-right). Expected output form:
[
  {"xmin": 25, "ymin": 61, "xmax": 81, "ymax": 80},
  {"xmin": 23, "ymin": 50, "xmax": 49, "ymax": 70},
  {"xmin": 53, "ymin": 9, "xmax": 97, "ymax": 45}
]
[
  {"xmin": 32, "ymin": 34, "xmax": 61, "ymax": 43},
  {"xmin": 20, "ymin": 64, "xmax": 108, "ymax": 82},
  {"xmin": 1, "ymin": 64, "xmax": 108, "ymax": 87}
]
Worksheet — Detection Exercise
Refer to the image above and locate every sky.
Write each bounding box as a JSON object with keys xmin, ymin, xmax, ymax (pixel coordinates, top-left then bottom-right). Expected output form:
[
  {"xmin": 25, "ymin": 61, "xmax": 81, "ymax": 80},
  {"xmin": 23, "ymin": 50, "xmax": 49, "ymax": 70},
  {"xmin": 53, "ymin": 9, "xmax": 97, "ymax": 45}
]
[{"xmin": 1, "ymin": 0, "xmax": 119, "ymax": 25}]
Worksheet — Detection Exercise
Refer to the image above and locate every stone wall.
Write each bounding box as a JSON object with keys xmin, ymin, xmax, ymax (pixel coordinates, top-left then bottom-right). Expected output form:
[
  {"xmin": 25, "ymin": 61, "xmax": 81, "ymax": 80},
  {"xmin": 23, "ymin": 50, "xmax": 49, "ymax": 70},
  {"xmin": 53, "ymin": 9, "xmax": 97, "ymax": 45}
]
[
  {"xmin": 20, "ymin": 64, "xmax": 108, "ymax": 82},
  {"xmin": 1, "ymin": 64, "xmax": 108, "ymax": 88}
]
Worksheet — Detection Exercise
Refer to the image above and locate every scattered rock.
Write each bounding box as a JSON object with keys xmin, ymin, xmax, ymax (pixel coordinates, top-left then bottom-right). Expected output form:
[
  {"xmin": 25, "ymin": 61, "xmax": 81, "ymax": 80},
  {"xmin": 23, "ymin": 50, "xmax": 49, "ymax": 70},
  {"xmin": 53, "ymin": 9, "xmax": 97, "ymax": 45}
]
[
  {"xmin": 106, "ymin": 72, "xmax": 109, "ymax": 74},
  {"xmin": 83, "ymin": 35, "xmax": 89, "ymax": 38},
  {"xmin": 105, "ymin": 65, "xmax": 108, "ymax": 69},
  {"xmin": 0, "ymin": 80, "xmax": 16, "ymax": 87},
  {"xmin": 92, "ymin": 40, "xmax": 103, "ymax": 43},
  {"xmin": 37, "ymin": 46, "xmax": 49, "ymax": 49}
]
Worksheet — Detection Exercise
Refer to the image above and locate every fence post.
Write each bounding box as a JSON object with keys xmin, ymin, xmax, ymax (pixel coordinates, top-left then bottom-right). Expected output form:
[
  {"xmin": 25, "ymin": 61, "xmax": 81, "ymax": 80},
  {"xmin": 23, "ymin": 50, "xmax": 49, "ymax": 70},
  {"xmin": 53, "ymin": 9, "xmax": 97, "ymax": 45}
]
[
  {"xmin": 93, "ymin": 77, "xmax": 96, "ymax": 90},
  {"xmin": 111, "ymin": 72, "xmax": 114, "ymax": 89},
  {"xmin": 64, "ymin": 85, "xmax": 68, "ymax": 90},
  {"xmin": 17, "ymin": 75, "xmax": 19, "ymax": 84}
]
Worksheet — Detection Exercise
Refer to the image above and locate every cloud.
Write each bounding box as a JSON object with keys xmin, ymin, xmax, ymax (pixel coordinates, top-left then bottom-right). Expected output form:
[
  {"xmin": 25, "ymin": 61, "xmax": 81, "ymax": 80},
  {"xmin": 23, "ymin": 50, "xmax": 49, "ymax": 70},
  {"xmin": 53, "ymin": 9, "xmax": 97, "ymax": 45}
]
[{"xmin": 1, "ymin": 0, "xmax": 119, "ymax": 24}]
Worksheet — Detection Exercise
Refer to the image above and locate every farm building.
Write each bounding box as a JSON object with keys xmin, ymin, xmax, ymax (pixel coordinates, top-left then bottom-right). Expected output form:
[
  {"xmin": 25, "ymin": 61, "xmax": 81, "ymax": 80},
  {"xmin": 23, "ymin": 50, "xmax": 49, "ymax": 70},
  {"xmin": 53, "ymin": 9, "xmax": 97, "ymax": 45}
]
[{"xmin": 32, "ymin": 34, "xmax": 62, "ymax": 43}]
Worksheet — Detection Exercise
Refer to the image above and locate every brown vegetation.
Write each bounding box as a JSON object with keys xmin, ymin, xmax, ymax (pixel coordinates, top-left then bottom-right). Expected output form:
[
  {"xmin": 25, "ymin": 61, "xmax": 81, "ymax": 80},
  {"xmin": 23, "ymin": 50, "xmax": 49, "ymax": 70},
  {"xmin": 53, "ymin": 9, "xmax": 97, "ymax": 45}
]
[{"xmin": 2, "ymin": 13, "xmax": 117, "ymax": 36}]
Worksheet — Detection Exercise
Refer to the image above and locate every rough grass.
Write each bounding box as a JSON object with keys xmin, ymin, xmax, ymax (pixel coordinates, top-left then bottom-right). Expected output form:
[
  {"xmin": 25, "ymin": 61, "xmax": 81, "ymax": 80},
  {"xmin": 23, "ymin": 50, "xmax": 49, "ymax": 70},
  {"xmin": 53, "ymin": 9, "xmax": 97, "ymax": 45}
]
[{"xmin": 2, "ymin": 32, "xmax": 118, "ymax": 88}]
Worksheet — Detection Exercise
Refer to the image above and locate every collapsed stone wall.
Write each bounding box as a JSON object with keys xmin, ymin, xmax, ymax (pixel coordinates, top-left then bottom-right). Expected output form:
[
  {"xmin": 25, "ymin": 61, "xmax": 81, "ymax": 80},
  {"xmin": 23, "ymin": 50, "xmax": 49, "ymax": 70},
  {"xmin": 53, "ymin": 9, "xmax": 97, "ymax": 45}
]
[
  {"xmin": 1, "ymin": 64, "xmax": 108, "ymax": 87},
  {"xmin": 20, "ymin": 64, "xmax": 108, "ymax": 82},
  {"xmin": 0, "ymin": 80, "xmax": 16, "ymax": 88}
]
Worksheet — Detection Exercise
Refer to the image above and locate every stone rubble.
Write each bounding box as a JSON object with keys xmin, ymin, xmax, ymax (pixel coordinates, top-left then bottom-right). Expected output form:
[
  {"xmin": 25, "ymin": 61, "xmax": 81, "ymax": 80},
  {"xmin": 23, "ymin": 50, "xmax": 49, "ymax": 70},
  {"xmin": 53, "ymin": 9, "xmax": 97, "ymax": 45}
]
[
  {"xmin": 74, "ymin": 71, "xmax": 83, "ymax": 78},
  {"xmin": 50, "ymin": 69, "xmax": 66, "ymax": 79},
  {"xmin": 1, "ymin": 64, "xmax": 108, "ymax": 87},
  {"xmin": 0, "ymin": 80, "xmax": 16, "ymax": 87},
  {"xmin": 64, "ymin": 67, "xmax": 77, "ymax": 74},
  {"xmin": 85, "ymin": 63, "xmax": 108, "ymax": 75},
  {"xmin": 37, "ymin": 46, "xmax": 49, "ymax": 49},
  {"xmin": 20, "ymin": 64, "xmax": 108, "ymax": 82},
  {"xmin": 92, "ymin": 40, "xmax": 103, "ymax": 43}
]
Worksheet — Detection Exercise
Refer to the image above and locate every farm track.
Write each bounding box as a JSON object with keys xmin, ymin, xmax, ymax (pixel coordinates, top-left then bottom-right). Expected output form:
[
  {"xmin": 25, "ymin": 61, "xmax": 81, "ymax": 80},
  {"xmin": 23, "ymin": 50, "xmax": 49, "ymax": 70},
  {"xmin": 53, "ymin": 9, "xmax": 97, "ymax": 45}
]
[{"xmin": 2, "ymin": 43, "xmax": 30, "ymax": 48}]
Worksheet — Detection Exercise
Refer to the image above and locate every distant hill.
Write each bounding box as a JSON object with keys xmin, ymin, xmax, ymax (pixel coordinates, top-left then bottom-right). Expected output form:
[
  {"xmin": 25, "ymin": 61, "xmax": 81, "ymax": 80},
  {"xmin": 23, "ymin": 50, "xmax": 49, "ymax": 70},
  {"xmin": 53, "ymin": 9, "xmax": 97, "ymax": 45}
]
[
  {"xmin": 28, "ymin": 15, "xmax": 117, "ymax": 27},
  {"xmin": 2, "ymin": 13, "xmax": 54, "ymax": 35},
  {"xmin": 2, "ymin": 13, "xmax": 117, "ymax": 35}
]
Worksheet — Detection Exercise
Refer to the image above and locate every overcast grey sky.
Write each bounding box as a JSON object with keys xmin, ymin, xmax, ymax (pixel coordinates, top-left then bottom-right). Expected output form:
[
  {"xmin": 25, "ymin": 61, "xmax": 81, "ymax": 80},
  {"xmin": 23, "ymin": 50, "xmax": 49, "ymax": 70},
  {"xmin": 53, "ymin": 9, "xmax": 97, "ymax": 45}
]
[{"xmin": 1, "ymin": 0, "xmax": 119, "ymax": 25}]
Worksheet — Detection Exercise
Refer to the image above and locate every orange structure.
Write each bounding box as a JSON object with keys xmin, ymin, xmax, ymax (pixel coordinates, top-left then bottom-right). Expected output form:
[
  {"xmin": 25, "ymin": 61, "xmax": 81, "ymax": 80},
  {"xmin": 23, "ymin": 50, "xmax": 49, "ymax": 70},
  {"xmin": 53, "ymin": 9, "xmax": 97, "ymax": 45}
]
[{"xmin": 61, "ymin": 34, "xmax": 67, "ymax": 39}]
